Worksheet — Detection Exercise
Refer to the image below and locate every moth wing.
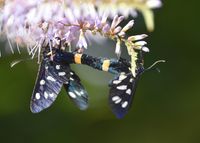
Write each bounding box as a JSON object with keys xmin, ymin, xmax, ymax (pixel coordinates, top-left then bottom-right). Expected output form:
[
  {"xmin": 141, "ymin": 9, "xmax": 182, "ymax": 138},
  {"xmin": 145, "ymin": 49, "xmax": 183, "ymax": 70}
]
[
  {"xmin": 63, "ymin": 70, "xmax": 88, "ymax": 110},
  {"xmin": 30, "ymin": 60, "xmax": 65, "ymax": 113},
  {"xmin": 109, "ymin": 72, "xmax": 139, "ymax": 118}
]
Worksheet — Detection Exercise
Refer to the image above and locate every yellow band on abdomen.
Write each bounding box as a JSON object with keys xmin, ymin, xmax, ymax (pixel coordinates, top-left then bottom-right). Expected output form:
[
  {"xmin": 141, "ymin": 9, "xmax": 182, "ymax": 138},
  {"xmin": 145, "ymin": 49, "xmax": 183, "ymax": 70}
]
[
  {"xmin": 74, "ymin": 54, "xmax": 82, "ymax": 64},
  {"xmin": 102, "ymin": 60, "xmax": 110, "ymax": 71}
]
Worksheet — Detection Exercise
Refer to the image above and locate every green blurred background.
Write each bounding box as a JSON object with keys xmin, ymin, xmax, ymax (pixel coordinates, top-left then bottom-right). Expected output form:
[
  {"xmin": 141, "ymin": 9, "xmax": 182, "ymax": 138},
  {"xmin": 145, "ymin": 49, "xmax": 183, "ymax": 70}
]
[{"xmin": 0, "ymin": 1, "xmax": 200, "ymax": 143}]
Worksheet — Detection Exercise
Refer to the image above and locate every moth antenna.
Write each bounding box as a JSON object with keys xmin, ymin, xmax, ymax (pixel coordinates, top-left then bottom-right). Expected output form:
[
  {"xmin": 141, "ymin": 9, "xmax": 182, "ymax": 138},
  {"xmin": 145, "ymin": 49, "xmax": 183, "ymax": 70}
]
[
  {"xmin": 145, "ymin": 60, "xmax": 165, "ymax": 72},
  {"xmin": 10, "ymin": 58, "xmax": 31, "ymax": 68},
  {"xmin": 10, "ymin": 59, "xmax": 24, "ymax": 68}
]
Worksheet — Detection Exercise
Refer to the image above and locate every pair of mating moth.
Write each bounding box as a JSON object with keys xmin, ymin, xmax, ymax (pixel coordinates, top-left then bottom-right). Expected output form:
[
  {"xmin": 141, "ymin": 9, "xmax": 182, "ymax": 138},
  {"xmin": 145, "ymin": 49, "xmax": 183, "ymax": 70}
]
[{"xmin": 30, "ymin": 38, "xmax": 161, "ymax": 119}]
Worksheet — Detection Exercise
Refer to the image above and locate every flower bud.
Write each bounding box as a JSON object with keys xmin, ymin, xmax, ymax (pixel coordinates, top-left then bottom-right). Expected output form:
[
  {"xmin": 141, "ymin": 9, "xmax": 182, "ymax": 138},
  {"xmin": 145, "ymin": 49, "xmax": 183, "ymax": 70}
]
[
  {"xmin": 121, "ymin": 20, "xmax": 134, "ymax": 32},
  {"xmin": 115, "ymin": 39, "xmax": 121, "ymax": 57},
  {"xmin": 128, "ymin": 34, "xmax": 148, "ymax": 41}
]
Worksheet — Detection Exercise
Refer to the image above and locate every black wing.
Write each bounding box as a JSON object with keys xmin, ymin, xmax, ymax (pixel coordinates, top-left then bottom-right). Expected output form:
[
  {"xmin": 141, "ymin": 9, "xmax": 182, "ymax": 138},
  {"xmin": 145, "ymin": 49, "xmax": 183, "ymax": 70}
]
[
  {"xmin": 63, "ymin": 70, "xmax": 88, "ymax": 110},
  {"xmin": 30, "ymin": 59, "xmax": 69, "ymax": 113},
  {"xmin": 109, "ymin": 72, "xmax": 140, "ymax": 118}
]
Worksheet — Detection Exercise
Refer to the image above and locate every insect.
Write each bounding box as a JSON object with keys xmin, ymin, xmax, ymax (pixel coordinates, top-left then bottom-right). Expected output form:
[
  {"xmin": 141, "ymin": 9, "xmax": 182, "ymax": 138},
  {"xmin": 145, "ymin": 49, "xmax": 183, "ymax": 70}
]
[
  {"xmin": 31, "ymin": 37, "xmax": 163, "ymax": 118},
  {"xmin": 108, "ymin": 51, "xmax": 165, "ymax": 118},
  {"xmin": 53, "ymin": 47, "xmax": 141, "ymax": 118},
  {"xmin": 108, "ymin": 51, "xmax": 145, "ymax": 118},
  {"xmin": 30, "ymin": 38, "xmax": 88, "ymax": 113},
  {"xmin": 53, "ymin": 47, "xmax": 164, "ymax": 118}
]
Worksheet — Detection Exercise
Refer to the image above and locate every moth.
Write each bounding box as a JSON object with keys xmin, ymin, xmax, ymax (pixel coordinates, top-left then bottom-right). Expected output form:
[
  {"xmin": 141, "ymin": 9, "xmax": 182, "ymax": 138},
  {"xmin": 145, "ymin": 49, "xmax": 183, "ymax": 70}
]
[
  {"xmin": 52, "ymin": 47, "xmax": 159, "ymax": 118},
  {"xmin": 30, "ymin": 42, "xmax": 88, "ymax": 113},
  {"xmin": 30, "ymin": 39, "xmax": 163, "ymax": 118},
  {"xmin": 108, "ymin": 51, "xmax": 145, "ymax": 118},
  {"xmin": 109, "ymin": 50, "xmax": 165, "ymax": 118}
]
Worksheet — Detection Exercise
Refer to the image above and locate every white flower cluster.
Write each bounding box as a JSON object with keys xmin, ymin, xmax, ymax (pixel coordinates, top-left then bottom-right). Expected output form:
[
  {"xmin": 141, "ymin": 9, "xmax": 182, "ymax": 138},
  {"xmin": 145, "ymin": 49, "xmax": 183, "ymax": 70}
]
[{"xmin": 0, "ymin": 0, "xmax": 162, "ymax": 75}]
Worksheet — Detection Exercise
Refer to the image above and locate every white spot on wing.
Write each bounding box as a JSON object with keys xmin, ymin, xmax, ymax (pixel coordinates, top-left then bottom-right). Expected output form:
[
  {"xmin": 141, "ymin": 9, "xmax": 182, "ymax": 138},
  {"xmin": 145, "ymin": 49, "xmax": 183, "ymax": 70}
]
[
  {"xmin": 58, "ymin": 72, "xmax": 66, "ymax": 76},
  {"xmin": 122, "ymin": 101, "xmax": 128, "ymax": 108},
  {"xmin": 121, "ymin": 72, "xmax": 126, "ymax": 75},
  {"xmin": 49, "ymin": 93, "xmax": 55, "ymax": 98},
  {"xmin": 126, "ymin": 89, "xmax": 131, "ymax": 95},
  {"xmin": 44, "ymin": 92, "xmax": 48, "ymax": 99},
  {"xmin": 117, "ymin": 85, "xmax": 127, "ymax": 90},
  {"xmin": 70, "ymin": 72, "xmax": 73, "ymax": 75},
  {"xmin": 47, "ymin": 76, "xmax": 56, "ymax": 82},
  {"xmin": 112, "ymin": 96, "xmax": 121, "ymax": 104},
  {"xmin": 35, "ymin": 93, "xmax": 40, "ymax": 100},
  {"xmin": 56, "ymin": 65, "xmax": 61, "ymax": 70},
  {"xmin": 40, "ymin": 79, "xmax": 45, "ymax": 85},
  {"xmin": 113, "ymin": 80, "xmax": 121, "ymax": 84},
  {"xmin": 68, "ymin": 92, "xmax": 76, "ymax": 98},
  {"xmin": 70, "ymin": 77, "xmax": 74, "ymax": 81},
  {"xmin": 130, "ymin": 78, "xmax": 133, "ymax": 83},
  {"xmin": 80, "ymin": 91, "xmax": 84, "ymax": 95},
  {"xmin": 112, "ymin": 96, "xmax": 120, "ymax": 101},
  {"xmin": 115, "ymin": 98, "xmax": 122, "ymax": 104},
  {"xmin": 74, "ymin": 90, "xmax": 81, "ymax": 96},
  {"xmin": 119, "ymin": 74, "xmax": 127, "ymax": 81}
]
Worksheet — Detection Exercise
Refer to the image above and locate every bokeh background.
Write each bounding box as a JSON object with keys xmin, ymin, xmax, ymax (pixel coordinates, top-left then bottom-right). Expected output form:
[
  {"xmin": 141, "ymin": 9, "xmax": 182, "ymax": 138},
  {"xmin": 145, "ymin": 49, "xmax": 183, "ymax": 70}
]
[{"xmin": 0, "ymin": 1, "xmax": 200, "ymax": 143}]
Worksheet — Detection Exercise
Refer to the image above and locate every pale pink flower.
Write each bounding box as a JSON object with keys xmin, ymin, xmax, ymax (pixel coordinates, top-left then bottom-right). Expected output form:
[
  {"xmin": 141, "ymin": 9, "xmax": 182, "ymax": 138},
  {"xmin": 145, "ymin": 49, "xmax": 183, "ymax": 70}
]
[{"xmin": 0, "ymin": 0, "xmax": 162, "ymax": 74}]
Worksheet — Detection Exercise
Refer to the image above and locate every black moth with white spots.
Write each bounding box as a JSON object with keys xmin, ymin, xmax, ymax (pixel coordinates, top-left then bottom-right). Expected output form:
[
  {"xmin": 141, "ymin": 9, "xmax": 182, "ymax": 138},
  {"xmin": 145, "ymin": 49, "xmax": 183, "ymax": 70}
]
[
  {"xmin": 109, "ymin": 72, "xmax": 142, "ymax": 119},
  {"xmin": 30, "ymin": 39, "xmax": 161, "ymax": 118},
  {"xmin": 48, "ymin": 47, "xmax": 147, "ymax": 118},
  {"xmin": 30, "ymin": 49, "xmax": 88, "ymax": 113},
  {"xmin": 109, "ymin": 53, "xmax": 145, "ymax": 119}
]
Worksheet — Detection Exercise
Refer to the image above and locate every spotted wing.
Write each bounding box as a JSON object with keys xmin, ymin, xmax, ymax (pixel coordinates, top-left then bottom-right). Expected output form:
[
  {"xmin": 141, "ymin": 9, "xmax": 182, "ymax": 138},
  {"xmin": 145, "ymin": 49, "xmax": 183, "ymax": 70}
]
[
  {"xmin": 30, "ymin": 59, "xmax": 70, "ymax": 113},
  {"xmin": 54, "ymin": 63, "xmax": 88, "ymax": 110},
  {"xmin": 109, "ymin": 72, "xmax": 140, "ymax": 118},
  {"xmin": 63, "ymin": 70, "xmax": 88, "ymax": 110}
]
